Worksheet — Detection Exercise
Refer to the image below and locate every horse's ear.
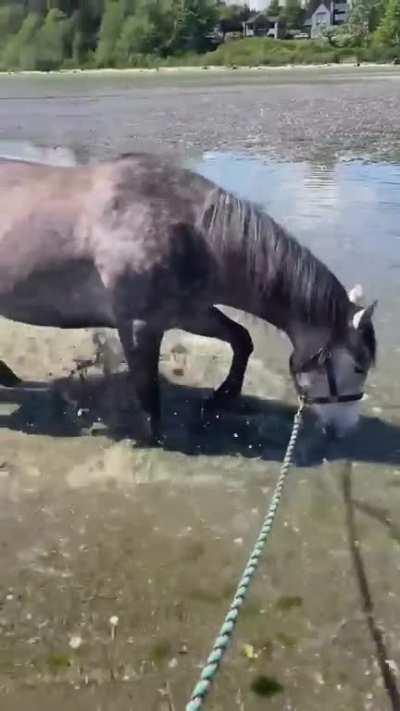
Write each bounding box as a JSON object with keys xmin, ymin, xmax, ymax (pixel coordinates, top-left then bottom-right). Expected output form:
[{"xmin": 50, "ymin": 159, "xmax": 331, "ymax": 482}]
[
  {"xmin": 348, "ymin": 284, "xmax": 364, "ymax": 305},
  {"xmin": 352, "ymin": 301, "xmax": 378, "ymax": 330}
]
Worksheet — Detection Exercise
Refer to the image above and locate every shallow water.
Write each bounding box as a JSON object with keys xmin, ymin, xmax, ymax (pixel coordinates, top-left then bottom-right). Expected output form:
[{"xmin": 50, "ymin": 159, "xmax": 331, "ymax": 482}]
[
  {"xmin": 0, "ymin": 70, "xmax": 399, "ymax": 710},
  {"xmin": 195, "ymin": 152, "xmax": 400, "ymax": 346}
]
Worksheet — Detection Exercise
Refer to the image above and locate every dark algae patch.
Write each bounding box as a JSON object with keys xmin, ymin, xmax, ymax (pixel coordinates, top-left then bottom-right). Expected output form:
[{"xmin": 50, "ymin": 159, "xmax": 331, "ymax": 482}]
[
  {"xmin": 275, "ymin": 595, "xmax": 303, "ymax": 611},
  {"xmin": 251, "ymin": 674, "xmax": 284, "ymax": 697},
  {"xmin": 149, "ymin": 638, "xmax": 173, "ymax": 666},
  {"xmin": 45, "ymin": 653, "xmax": 71, "ymax": 673}
]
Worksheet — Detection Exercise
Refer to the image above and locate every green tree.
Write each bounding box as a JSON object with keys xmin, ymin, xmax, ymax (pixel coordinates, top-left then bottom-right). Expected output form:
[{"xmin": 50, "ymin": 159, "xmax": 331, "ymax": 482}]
[
  {"xmin": 70, "ymin": 1, "xmax": 104, "ymax": 64},
  {"xmin": 1, "ymin": 11, "xmax": 42, "ymax": 69},
  {"xmin": 95, "ymin": 0, "xmax": 124, "ymax": 66},
  {"xmin": 115, "ymin": 14, "xmax": 157, "ymax": 62},
  {"xmin": 0, "ymin": 0, "xmax": 240, "ymax": 69},
  {"xmin": 35, "ymin": 8, "xmax": 73, "ymax": 69},
  {"xmin": 120, "ymin": 0, "xmax": 136, "ymax": 13},
  {"xmin": 135, "ymin": 0, "xmax": 175, "ymax": 54},
  {"xmin": 282, "ymin": 0, "xmax": 304, "ymax": 29},
  {"xmin": 268, "ymin": 0, "xmax": 281, "ymax": 17},
  {"xmin": 347, "ymin": 0, "xmax": 380, "ymax": 40},
  {"xmin": 0, "ymin": 4, "xmax": 25, "ymax": 37},
  {"xmin": 169, "ymin": 0, "xmax": 218, "ymax": 52},
  {"xmin": 217, "ymin": 1, "xmax": 250, "ymax": 31},
  {"xmin": 375, "ymin": 0, "xmax": 400, "ymax": 42}
]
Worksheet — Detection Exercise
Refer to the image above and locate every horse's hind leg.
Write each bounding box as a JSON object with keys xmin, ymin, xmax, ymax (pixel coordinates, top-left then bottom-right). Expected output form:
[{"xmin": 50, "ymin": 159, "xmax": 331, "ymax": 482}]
[
  {"xmin": 182, "ymin": 306, "xmax": 254, "ymax": 407},
  {"xmin": 0, "ymin": 360, "xmax": 21, "ymax": 387},
  {"xmin": 117, "ymin": 319, "xmax": 163, "ymax": 442}
]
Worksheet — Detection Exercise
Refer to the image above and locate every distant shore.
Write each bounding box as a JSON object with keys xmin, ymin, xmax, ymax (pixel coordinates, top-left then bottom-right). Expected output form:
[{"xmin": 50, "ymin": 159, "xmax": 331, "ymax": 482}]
[{"xmin": 1, "ymin": 62, "xmax": 400, "ymax": 78}]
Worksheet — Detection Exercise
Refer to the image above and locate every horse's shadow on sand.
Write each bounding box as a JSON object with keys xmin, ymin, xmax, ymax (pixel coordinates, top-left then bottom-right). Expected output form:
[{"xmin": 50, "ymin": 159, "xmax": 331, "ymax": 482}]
[{"xmin": 0, "ymin": 372, "xmax": 399, "ymax": 468}]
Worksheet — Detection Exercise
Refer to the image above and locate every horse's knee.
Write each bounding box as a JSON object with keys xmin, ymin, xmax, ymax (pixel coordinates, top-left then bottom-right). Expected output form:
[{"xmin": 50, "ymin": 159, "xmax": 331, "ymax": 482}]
[
  {"xmin": 237, "ymin": 326, "xmax": 253, "ymax": 356},
  {"xmin": 229, "ymin": 322, "xmax": 253, "ymax": 359}
]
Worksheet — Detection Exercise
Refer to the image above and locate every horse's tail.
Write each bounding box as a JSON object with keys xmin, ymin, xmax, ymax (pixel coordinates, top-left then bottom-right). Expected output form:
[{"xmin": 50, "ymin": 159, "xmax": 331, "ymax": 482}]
[{"xmin": 0, "ymin": 360, "xmax": 22, "ymax": 387}]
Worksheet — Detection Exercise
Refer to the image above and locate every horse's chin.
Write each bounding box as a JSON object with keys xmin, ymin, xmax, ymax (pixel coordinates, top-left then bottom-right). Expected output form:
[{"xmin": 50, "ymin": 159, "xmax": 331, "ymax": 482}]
[{"xmin": 312, "ymin": 402, "xmax": 361, "ymax": 439}]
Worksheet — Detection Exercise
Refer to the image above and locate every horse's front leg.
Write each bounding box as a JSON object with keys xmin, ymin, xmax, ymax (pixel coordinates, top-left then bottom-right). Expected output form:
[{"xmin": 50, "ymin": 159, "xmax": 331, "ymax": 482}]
[
  {"xmin": 182, "ymin": 306, "xmax": 254, "ymax": 408},
  {"xmin": 117, "ymin": 319, "xmax": 163, "ymax": 443}
]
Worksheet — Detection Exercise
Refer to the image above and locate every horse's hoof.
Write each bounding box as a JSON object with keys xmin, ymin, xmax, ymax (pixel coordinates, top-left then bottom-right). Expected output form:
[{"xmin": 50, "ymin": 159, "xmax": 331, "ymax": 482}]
[
  {"xmin": 143, "ymin": 417, "xmax": 165, "ymax": 448},
  {"xmin": 133, "ymin": 437, "xmax": 162, "ymax": 450},
  {"xmin": 152, "ymin": 430, "xmax": 166, "ymax": 447}
]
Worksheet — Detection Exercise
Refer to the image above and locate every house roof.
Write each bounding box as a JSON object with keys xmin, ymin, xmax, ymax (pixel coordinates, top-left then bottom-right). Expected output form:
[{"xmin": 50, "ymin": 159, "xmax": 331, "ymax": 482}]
[
  {"xmin": 304, "ymin": 0, "xmax": 330, "ymax": 20},
  {"xmin": 244, "ymin": 11, "xmax": 282, "ymax": 25},
  {"xmin": 313, "ymin": 3, "xmax": 331, "ymax": 14},
  {"xmin": 245, "ymin": 12, "xmax": 269, "ymax": 24}
]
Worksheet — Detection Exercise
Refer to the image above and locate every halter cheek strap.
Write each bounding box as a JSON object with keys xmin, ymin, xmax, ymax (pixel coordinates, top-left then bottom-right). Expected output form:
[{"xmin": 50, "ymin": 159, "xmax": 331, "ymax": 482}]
[
  {"xmin": 307, "ymin": 355, "xmax": 364, "ymax": 404},
  {"xmin": 293, "ymin": 350, "xmax": 364, "ymax": 406}
]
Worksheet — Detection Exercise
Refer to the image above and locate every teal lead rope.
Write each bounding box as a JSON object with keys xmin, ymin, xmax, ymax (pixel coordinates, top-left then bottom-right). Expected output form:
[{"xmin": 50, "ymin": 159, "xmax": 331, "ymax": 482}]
[{"xmin": 186, "ymin": 400, "xmax": 305, "ymax": 711}]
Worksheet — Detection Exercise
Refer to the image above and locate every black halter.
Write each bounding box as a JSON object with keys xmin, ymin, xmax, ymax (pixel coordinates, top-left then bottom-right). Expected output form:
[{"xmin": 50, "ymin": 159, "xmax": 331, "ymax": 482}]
[{"xmin": 291, "ymin": 347, "xmax": 364, "ymax": 406}]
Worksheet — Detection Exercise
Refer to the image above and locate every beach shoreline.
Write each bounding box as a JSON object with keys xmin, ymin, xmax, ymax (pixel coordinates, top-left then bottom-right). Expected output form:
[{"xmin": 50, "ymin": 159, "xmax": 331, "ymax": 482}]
[{"xmin": 1, "ymin": 61, "xmax": 400, "ymax": 79}]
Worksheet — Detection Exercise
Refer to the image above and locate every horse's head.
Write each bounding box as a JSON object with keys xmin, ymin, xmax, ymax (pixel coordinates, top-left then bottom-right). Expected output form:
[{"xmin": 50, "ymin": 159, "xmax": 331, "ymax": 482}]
[{"xmin": 290, "ymin": 285, "xmax": 377, "ymax": 438}]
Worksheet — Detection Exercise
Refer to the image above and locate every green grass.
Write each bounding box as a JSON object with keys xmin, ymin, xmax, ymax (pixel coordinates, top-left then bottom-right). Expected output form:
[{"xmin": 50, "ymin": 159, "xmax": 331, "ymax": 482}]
[
  {"xmin": 150, "ymin": 37, "xmax": 343, "ymax": 68},
  {"xmin": 357, "ymin": 43, "xmax": 400, "ymax": 63},
  {"xmin": 1, "ymin": 36, "xmax": 399, "ymax": 72},
  {"xmin": 200, "ymin": 37, "xmax": 400, "ymax": 68},
  {"xmin": 162, "ymin": 37, "xmax": 399, "ymax": 69}
]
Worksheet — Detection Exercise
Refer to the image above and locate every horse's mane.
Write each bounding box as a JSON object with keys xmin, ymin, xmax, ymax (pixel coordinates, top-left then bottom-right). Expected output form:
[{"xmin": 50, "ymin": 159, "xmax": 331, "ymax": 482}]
[{"xmin": 200, "ymin": 187, "xmax": 351, "ymax": 335}]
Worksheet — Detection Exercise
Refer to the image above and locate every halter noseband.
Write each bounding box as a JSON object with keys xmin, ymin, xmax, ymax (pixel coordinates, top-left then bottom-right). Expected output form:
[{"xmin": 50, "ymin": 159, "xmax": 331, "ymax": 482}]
[{"xmin": 291, "ymin": 347, "xmax": 364, "ymax": 406}]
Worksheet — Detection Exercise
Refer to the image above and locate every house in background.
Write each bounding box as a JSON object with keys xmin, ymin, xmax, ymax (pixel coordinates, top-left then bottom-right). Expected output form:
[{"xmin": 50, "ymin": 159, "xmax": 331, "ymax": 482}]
[
  {"xmin": 308, "ymin": 0, "xmax": 349, "ymax": 38},
  {"xmin": 310, "ymin": 3, "xmax": 331, "ymax": 36},
  {"xmin": 331, "ymin": 0, "xmax": 349, "ymax": 27},
  {"xmin": 243, "ymin": 12, "xmax": 286, "ymax": 39},
  {"xmin": 220, "ymin": 0, "xmax": 349, "ymax": 41},
  {"xmin": 224, "ymin": 0, "xmax": 266, "ymax": 8}
]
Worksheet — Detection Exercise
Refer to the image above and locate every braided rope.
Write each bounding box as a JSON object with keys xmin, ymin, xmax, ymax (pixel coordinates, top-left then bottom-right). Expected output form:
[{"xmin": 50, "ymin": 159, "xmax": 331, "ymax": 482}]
[{"xmin": 186, "ymin": 399, "xmax": 304, "ymax": 711}]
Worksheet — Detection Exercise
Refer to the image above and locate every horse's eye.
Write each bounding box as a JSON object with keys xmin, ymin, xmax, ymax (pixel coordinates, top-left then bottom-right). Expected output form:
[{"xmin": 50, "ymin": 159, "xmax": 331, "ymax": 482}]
[{"xmin": 354, "ymin": 366, "xmax": 365, "ymax": 374}]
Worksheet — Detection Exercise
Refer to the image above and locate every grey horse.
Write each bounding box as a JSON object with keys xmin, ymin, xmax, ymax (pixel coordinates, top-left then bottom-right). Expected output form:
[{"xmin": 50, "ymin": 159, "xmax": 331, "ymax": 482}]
[{"xmin": 0, "ymin": 152, "xmax": 377, "ymax": 441}]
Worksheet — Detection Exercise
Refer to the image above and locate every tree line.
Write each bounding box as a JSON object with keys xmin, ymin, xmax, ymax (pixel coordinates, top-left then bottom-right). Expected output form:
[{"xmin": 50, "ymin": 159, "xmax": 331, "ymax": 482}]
[
  {"xmin": 0, "ymin": 0, "xmax": 219, "ymax": 70},
  {"xmin": 0, "ymin": 0, "xmax": 398, "ymax": 72}
]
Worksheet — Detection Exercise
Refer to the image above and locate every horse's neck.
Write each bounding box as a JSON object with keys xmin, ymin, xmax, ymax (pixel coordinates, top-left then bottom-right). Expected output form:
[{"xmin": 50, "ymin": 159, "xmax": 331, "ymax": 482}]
[
  {"xmin": 213, "ymin": 218, "xmax": 342, "ymax": 347},
  {"xmin": 220, "ymin": 276, "xmax": 332, "ymax": 351}
]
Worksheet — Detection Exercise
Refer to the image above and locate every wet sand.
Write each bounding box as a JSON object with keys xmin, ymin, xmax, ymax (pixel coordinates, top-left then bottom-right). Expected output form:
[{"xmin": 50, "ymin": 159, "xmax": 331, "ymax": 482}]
[
  {"xmin": 0, "ymin": 65, "xmax": 400, "ymax": 164},
  {"xmin": 0, "ymin": 67, "xmax": 399, "ymax": 710}
]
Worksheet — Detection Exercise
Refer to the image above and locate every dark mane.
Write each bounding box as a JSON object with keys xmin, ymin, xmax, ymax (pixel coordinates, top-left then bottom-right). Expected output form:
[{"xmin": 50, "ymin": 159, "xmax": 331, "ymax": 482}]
[{"xmin": 201, "ymin": 187, "xmax": 351, "ymax": 334}]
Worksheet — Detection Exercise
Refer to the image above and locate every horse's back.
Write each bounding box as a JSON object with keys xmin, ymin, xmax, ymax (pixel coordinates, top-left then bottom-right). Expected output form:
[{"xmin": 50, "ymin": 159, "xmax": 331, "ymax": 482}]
[
  {"xmin": 0, "ymin": 161, "xmax": 91, "ymax": 268},
  {"xmin": 0, "ymin": 153, "xmax": 213, "ymax": 226},
  {"xmin": 0, "ymin": 155, "xmax": 216, "ymax": 328},
  {"xmin": 0, "ymin": 160, "xmax": 113, "ymax": 327},
  {"xmin": 0, "ymin": 159, "xmax": 90, "ymax": 202}
]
